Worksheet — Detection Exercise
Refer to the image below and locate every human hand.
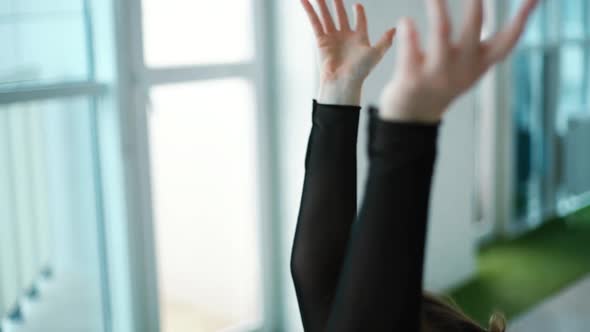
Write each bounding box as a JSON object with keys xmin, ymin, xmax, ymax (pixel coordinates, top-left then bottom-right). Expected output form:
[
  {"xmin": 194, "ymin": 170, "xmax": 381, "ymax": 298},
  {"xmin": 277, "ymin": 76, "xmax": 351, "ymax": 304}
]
[
  {"xmin": 379, "ymin": 0, "xmax": 539, "ymax": 123},
  {"xmin": 301, "ymin": 0, "xmax": 396, "ymax": 105}
]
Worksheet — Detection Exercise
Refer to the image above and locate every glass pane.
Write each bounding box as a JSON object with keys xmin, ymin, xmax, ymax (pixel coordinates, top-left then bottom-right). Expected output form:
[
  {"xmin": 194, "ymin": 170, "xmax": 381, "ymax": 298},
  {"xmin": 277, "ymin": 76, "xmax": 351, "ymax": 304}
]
[
  {"xmin": 0, "ymin": 107, "xmax": 22, "ymax": 319},
  {"xmin": 545, "ymin": 0, "xmax": 561, "ymax": 43},
  {"xmin": 14, "ymin": 0, "xmax": 83, "ymax": 14},
  {"xmin": 142, "ymin": 0, "xmax": 254, "ymax": 67},
  {"xmin": 8, "ymin": 105, "xmax": 42, "ymax": 290},
  {"xmin": 149, "ymin": 79, "xmax": 262, "ymax": 331},
  {"xmin": 0, "ymin": 1, "xmax": 12, "ymax": 16},
  {"xmin": 514, "ymin": 0, "xmax": 545, "ymax": 46},
  {"xmin": 560, "ymin": 0, "xmax": 584, "ymax": 39},
  {"xmin": 0, "ymin": 98, "xmax": 107, "ymax": 331},
  {"xmin": 513, "ymin": 51, "xmax": 544, "ymax": 221},
  {"xmin": 558, "ymin": 45, "xmax": 585, "ymax": 131},
  {"xmin": 0, "ymin": 0, "xmax": 89, "ymax": 87}
]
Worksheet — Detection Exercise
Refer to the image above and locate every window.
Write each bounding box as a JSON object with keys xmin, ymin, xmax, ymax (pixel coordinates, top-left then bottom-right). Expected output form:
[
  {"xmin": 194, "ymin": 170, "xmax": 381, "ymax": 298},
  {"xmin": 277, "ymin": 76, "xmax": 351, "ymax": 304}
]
[
  {"xmin": 0, "ymin": 97, "xmax": 108, "ymax": 331},
  {"xmin": 0, "ymin": 0, "xmax": 89, "ymax": 87},
  {"xmin": 512, "ymin": 50, "xmax": 544, "ymax": 221},
  {"xmin": 513, "ymin": 0, "xmax": 545, "ymax": 45},
  {"xmin": 149, "ymin": 79, "xmax": 262, "ymax": 331},
  {"xmin": 511, "ymin": 0, "xmax": 590, "ymax": 225},
  {"xmin": 142, "ymin": 0, "xmax": 254, "ymax": 67},
  {"xmin": 561, "ymin": 0, "xmax": 585, "ymax": 39},
  {"xmin": 138, "ymin": 1, "xmax": 270, "ymax": 331},
  {"xmin": 558, "ymin": 45, "xmax": 585, "ymax": 130},
  {"xmin": 1, "ymin": 0, "xmax": 277, "ymax": 330},
  {"xmin": 0, "ymin": 0, "xmax": 114, "ymax": 331}
]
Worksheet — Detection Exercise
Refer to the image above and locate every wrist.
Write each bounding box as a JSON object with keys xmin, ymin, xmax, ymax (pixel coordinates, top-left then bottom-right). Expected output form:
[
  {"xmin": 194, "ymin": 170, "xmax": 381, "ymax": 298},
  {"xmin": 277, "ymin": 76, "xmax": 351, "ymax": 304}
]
[
  {"xmin": 379, "ymin": 98, "xmax": 443, "ymax": 123},
  {"xmin": 378, "ymin": 83, "xmax": 445, "ymax": 124},
  {"xmin": 378, "ymin": 107, "xmax": 442, "ymax": 124},
  {"xmin": 318, "ymin": 78, "xmax": 363, "ymax": 106}
]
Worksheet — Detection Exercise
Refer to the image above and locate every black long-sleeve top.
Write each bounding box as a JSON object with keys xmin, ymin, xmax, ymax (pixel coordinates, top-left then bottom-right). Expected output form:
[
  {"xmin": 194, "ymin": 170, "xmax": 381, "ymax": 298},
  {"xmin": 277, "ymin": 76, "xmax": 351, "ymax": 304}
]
[{"xmin": 291, "ymin": 100, "xmax": 439, "ymax": 331}]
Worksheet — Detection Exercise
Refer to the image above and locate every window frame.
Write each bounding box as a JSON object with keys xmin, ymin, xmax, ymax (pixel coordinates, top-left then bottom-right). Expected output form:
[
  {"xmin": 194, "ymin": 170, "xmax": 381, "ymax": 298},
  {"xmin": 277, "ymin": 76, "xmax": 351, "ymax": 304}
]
[
  {"xmin": 0, "ymin": 0, "xmax": 113, "ymax": 328},
  {"xmin": 479, "ymin": 0, "xmax": 590, "ymax": 241},
  {"xmin": 117, "ymin": 0, "xmax": 285, "ymax": 331}
]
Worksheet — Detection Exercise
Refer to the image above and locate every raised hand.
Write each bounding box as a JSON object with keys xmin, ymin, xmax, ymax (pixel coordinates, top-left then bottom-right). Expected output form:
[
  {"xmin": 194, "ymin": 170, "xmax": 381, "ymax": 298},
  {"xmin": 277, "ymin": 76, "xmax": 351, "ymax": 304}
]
[
  {"xmin": 379, "ymin": 0, "xmax": 539, "ymax": 123},
  {"xmin": 301, "ymin": 0, "xmax": 396, "ymax": 105}
]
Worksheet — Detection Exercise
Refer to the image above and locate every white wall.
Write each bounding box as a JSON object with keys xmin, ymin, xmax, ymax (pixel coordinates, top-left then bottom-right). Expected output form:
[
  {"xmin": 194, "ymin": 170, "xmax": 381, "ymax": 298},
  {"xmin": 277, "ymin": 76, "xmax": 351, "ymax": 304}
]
[{"xmin": 275, "ymin": 0, "xmax": 479, "ymax": 330}]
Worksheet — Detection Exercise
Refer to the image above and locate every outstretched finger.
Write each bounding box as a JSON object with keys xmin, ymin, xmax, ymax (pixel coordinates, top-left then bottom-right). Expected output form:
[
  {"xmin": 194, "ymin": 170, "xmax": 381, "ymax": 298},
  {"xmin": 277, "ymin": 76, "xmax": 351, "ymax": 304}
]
[
  {"xmin": 459, "ymin": 0, "xmax": 484, "ymax": 52},
  {"xmin": 317, "ymin": 0, "xmax": 337, "ymax": 32},
  {"xmin": 426, "ymin": 0, "xmax": 452, "ymax": 58},
  {"xmin": 301, "ymin": 0, "xmax": 325, "ymax": 37},
  {"xmin": 374, "ymin": 28, "xmax": 397, "ymax": 59},
  {"xmin": 334, "ymin": 0, "xmax": 351, "ymax": 31},
  {"xmin": 396, "ymin": 18, "xmax": 423, "ymax": 69},
  {"xmin": 483, "ymin": 0, "xmax": 538, "ymax": 63},
  {"xmin": 354, "ymin": 3, "xmax": 368, "ymax": 35}
]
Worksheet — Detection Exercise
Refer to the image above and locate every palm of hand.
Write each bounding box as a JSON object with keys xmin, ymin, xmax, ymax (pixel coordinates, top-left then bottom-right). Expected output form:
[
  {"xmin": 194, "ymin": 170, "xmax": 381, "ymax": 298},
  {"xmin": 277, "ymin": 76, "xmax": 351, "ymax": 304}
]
[
  {"xmin": 318, "ymin": 32, "xmax": 377, "ymax": 83},
  {"xmin": 302, "ymin": 0, "xmax": 395, "ymax": 86},
  {"xmin": 380, "ymin": 0, "xmax": 539, "ymax": 123}
]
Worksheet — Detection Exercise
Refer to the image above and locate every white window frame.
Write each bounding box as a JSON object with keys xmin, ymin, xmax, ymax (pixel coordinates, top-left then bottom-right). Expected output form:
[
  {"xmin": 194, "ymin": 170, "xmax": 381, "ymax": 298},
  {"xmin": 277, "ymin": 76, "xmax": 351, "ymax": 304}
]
[{"xmin": 114, "ymin": 0, "xmax": 285, "ymax": 331}]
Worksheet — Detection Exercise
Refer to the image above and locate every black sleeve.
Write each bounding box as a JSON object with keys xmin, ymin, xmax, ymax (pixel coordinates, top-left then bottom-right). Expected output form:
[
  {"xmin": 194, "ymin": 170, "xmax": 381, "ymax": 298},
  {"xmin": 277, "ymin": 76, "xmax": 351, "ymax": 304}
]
[
  {"xmin": 291, "ymin": 100, "xmax": 361, "ymax": 332},
  {"xmin": 325, "ymin": 107, "xmax": 440, "ymax": 331}
]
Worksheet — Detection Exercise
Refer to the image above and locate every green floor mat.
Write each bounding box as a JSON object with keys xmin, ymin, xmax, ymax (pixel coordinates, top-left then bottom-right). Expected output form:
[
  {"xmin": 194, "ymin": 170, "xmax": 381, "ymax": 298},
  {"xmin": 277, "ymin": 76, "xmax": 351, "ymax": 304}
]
[{"xmin": 448, "ymin": 206, "xmax": 590, "ymax": 325}]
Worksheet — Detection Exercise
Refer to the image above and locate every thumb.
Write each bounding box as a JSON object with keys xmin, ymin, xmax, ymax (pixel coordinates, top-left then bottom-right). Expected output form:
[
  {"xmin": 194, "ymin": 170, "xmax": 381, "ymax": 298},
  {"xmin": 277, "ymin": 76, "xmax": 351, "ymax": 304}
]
[{"xmin": 374, "ymin": 28, "xmax": 397, "ymax": 60}]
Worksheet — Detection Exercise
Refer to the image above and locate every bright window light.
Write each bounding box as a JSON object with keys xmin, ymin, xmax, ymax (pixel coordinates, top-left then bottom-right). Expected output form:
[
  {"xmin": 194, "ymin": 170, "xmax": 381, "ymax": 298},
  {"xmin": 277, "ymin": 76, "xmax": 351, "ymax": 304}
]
[
  {"xmin": 149, "ymin": 79, "xmax": 263, "ymax": 332},
  {"xmin": 142, "ymin": 0, "xmax": 254, "ymax": 67}
]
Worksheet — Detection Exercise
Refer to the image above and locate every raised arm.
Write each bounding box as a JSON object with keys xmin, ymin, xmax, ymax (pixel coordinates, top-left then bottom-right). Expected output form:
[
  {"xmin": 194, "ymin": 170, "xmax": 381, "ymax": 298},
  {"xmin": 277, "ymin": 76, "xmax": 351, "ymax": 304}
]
[
  {"xmin": 380, "ymin": 0, "xmax": 539, "ymax": 123},
  {"xmin": 302, "ymin": 0, "xmax": 396, "ymax": 105},
  {"xmin": 324, "ymin": 0, "xmax": 539, "ymax": 331},
  {"xmin": 291, "ymin": 1, "xmax": 396, "ymax": 331}
]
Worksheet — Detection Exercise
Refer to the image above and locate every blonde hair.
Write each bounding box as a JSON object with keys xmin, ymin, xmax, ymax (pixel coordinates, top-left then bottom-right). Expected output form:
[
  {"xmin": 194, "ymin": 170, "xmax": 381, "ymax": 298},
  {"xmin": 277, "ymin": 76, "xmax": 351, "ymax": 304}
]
[{"xmin": 421, "ymin": 292, "xmax": 507, "ymax": 332}]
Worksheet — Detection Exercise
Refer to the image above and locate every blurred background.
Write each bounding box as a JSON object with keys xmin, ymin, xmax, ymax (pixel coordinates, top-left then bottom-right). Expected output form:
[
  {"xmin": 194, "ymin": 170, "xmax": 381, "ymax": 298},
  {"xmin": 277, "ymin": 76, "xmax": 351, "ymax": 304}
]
[{"xmin": 1, "ymin": 0, "xmax": 589, "ymax": 331}]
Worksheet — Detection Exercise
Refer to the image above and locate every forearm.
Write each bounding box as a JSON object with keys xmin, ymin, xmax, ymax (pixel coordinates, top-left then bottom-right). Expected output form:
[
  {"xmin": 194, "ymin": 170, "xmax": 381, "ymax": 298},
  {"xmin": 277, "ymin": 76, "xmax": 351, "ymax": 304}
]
[
  {"xmin": 294, "ymin": 0, "xmax": 395, "ymax": 327},
  {"xmin": 291, "ymin": 100, "xmax": 360, "ymax": 332},
  {"xmin": 326, "ymin": 109, "xmax": 439, "ymax": 331},
  {"xmin": 298, "ymin": 101, "xmax": 360, "ymax": 229}
]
